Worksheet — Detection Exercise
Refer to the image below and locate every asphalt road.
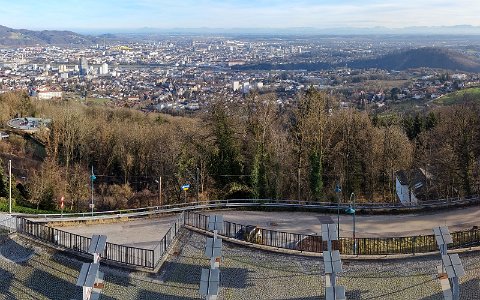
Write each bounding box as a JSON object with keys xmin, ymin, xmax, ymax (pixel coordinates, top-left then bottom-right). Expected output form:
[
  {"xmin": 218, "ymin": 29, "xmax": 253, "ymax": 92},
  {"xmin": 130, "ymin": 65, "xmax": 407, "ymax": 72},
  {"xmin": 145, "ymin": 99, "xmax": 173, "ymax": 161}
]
[
  {"xmin": 53, "ymin": 205, "xmax": 480, "ymax": 248},
  {"xmin": 55, "ymin": 214, "xmax": 179, "ymax": 249},
  {"xmin": 203, "ymin": 207, "xmax": 480, "ymax": 237}
]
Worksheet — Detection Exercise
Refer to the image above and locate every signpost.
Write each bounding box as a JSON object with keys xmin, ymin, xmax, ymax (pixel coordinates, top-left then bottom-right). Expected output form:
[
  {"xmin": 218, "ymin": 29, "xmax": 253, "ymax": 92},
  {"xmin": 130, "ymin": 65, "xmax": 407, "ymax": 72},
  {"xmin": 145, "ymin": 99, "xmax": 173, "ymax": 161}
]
[
  {"xmin": 8, "ymin": 160, "xmax": 12, "ymax": 214},
  {"xmin": 181, "ymin": 184, "xmax": 190, "ymax": 203},
  {"xmin": 90, "ymin": 167, "xmax": 96, "ymax": 216},
  {"xmin": 60, "ymin": 196, "xmax": 65, "ymax": 217},
  {"xmin": 335, "ymin": 184, "xmax": 342, "ymax": 240}
]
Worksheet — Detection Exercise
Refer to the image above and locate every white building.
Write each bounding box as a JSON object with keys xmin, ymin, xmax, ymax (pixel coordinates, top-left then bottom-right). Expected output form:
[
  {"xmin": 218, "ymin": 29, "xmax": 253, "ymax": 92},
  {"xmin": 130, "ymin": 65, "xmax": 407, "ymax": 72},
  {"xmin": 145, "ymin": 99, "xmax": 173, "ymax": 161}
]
[
  {"xmin": 395, "ymin": 169, "xmax": 429, "ymax": 206},
  {"xmin": 38, "ymin": 90, "xmax": 63, "ymax": 100},
  {"xmin": 232, "ymin": 81, "xmax": 240, "ymax": 91},
  {"xmin": 242, "ymin": 82, "xmax": 250, "ymax": 94},
  {"xmin": 452, "ymin": 73, "xmax": 467, "ymax": 80},
  {"xmin": 0, "ymin": 131, "xmax": 9, "ymax": 140},
  {"xmin": 59, "ymin": 65, "xmax": 68, "ymax": 73},
  {"xmin": 100, "ymin": 63, "xmax": 109, "ymax": 75},
  {"xmin": 395, "ymin": 174, "xmax": 419, "ymax": 206}
]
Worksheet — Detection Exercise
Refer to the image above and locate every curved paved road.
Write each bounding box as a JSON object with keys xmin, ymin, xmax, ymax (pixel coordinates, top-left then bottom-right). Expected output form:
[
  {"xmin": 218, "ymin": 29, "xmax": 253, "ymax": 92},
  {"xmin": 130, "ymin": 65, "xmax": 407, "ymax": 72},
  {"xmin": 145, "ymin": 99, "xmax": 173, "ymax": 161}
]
[
  {"xmin": 205, "ymin": 207, "xmax": 480, "ymax": 237},
  {"xmin": 53, "ymin": 205, "xmax": 480, "ymax": 248}
]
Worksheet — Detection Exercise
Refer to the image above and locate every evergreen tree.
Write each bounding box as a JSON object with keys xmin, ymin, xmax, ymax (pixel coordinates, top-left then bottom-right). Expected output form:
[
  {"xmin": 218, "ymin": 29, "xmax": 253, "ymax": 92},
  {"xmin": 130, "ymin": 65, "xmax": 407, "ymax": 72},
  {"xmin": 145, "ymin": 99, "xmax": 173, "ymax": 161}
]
[
  {"xmin": 309, "ymin": 151, "xmax": 323, "ymax": 200},
  {"xmin": 209, "ymin": 102, "xmax": 243, "ymax": 188},
  {"xmin": 251, "ymin": 150, "xmax": 268, "ymax": 199}
]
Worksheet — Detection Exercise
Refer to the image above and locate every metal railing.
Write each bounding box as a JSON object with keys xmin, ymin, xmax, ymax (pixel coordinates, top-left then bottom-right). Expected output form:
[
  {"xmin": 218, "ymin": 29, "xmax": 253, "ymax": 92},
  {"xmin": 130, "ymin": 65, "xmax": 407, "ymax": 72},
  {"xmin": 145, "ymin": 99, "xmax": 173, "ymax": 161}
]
[
  {"xmin": 12, "ymin": 213, "xmax": 186, "ymax": 270},
  {"xmin": 5, "ymin": 206, "xmax": 480, "ymax": 267},
  {"xmin": 19, "ymin": 196, "xmax": 480, "ymax": 221},
  {"xmin": 16, "ymin": 217, "xmax": 156, "ymax": 269},
  {"xmin": 184, "ymin": 211, "xmax": 480, "ymax": 255},
  {"xmin": 0, "ymin": 216, "xmax": 17, "ymax": 234},
  {"xmin": 152, "ymin": 212, "xmax": 184, "ymax": 268}
]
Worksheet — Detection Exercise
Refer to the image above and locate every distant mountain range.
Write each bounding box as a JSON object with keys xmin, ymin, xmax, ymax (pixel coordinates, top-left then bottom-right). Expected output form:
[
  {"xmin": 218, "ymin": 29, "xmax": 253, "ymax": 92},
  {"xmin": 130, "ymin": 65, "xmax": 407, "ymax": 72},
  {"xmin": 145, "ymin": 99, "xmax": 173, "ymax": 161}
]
[
  {"xmin": 235, "ymin": 47, "xmax": 480, "ymax": 73},
  {"xmin": 82, "ymin": 25, "xmax": 480, "ymax": 36},
  {"xmin": 2, "ymin": 24, "xmax": 480, "ymax": 47},
  {"xmin": 0, "ymin": 25, "xmax": 102, "ymax": 47}
]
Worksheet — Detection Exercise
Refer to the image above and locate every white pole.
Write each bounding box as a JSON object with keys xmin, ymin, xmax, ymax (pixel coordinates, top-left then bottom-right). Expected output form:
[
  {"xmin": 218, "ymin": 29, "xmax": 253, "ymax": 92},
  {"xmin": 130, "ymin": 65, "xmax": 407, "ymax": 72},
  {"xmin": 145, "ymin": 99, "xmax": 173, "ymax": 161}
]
[
  {"xmin": 159, "ymin": 176, "xmax": 162, "ymax": 207},
  {"xmin": 9, "ymin": 160, "xmax": 12, "ymax": 214},
  {"xmin": 91, "ymin": 166, "xmax": 94, "ymax": 216}
]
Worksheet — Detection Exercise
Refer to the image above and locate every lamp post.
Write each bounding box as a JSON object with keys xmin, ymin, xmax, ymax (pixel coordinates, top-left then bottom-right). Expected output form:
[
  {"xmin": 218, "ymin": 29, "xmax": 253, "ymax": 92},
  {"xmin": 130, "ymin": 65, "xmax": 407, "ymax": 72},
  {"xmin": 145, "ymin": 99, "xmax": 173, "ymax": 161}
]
[
  {"xmin": 8, "ymin": 160, "xmax": 12, "ymax": 214},
  {"xmin": 345, "ymin": 192, "xmax": 356, "ymax": 255},
  {"xmin": 90, "ymin": 166, "xmax": 96, "ymax": 216},
  {"xmin": 335, "ymin": 184, "xmax": 342, "ymax": 240},
  {"xmin": 155, "ymin": 176, "xmax": 162, "ymax": 207}
]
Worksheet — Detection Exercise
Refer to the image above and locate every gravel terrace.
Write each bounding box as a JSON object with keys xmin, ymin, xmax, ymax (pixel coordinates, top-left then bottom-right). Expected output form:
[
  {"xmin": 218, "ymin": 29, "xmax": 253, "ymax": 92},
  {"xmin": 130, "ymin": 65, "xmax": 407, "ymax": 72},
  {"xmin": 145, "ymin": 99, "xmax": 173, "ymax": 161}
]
[{"xmin": 1, "ymin": 230, "xmax": 480, "ymax": 299}]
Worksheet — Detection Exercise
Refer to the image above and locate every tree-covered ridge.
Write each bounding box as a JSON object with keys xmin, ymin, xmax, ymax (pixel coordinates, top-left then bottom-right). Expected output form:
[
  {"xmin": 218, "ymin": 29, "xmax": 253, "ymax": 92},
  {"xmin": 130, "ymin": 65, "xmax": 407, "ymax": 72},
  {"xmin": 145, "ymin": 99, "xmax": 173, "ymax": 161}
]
[{"xmin": 0, "ymin": 90, "xmax": 479, "ymax": 212}]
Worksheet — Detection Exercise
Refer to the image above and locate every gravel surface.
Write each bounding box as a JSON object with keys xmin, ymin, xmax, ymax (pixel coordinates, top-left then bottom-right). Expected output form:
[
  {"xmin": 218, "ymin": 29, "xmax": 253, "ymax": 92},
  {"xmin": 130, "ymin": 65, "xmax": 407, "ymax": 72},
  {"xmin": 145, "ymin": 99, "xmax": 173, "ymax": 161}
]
[
  {"xmin": 0, "ymin": 235, "xmax": 35, "ymax": 263},
  {"xmin": 0, "ymin": 230, "xmax": 479, "ymax": 299},
  {"xmin": 160, "ymin": 229, "xmax": 480, "ymax": 300}
]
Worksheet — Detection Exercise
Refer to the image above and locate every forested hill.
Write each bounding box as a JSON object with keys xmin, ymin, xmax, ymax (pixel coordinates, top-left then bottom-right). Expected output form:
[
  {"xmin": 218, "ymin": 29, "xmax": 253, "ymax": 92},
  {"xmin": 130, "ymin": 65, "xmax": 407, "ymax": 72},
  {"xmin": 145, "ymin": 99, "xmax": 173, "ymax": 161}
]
[
  {"xmin": 0, "ymin": 25, "xmax": 100, "ymax": 47},
  {"xmin": 234, "ymin": 47, "xmax": 480, "ymax": 73},
  {"xmin": 1, "ymin": 91, "xmax": 479, "ymax": 213},
  {"xmin": 348, "ymin": 47, "xmax": 480, "ymax": 72}
]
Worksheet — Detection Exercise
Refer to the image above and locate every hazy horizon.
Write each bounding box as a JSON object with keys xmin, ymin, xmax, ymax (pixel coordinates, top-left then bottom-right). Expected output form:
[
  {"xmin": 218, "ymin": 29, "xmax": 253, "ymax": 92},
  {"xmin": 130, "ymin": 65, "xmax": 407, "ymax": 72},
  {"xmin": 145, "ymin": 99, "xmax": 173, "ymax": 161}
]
[
  {"xmin": 4, "ymin": 24, "xmax": 480, "ymax": 37},
  {"xmin": 2, "ymin": 0, "xmax": 480, "ymax": 31}
]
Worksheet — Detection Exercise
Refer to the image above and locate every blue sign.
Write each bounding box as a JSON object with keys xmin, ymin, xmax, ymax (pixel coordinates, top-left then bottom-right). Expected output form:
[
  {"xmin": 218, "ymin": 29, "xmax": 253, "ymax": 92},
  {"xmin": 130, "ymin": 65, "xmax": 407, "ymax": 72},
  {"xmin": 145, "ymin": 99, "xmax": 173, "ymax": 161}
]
[
  {"xmin": 181, "ymin": 184, "xmax": 190, "ymax": 191},
  {"xmin": 345, "ymin": 207, "xmax": 355, "ymax": 214},
  {"xmin": 90, "ymin": 167, "xmax": 96, "ymax": 181},
  {"xmin": 335, "ymin": 185, "xmax": 341, "ymax": 193}
]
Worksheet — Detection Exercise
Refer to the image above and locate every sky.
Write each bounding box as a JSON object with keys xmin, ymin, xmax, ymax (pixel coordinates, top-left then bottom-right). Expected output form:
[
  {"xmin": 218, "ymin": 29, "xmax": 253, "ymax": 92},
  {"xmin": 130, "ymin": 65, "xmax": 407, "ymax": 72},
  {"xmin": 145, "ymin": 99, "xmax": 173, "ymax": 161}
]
[{"xmin": 1, "ymin": 0, "xmax": 480, "ymax": 31}]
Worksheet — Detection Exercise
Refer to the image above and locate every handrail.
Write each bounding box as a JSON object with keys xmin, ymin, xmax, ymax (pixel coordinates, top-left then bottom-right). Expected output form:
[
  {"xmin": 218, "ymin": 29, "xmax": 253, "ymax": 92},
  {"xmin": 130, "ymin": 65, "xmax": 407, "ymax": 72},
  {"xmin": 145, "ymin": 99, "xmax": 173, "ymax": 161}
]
[
  {"xmin": 151, "ymin": 212, "xmax": 184, "ymax": 268},
  {"xmin": 8, "ymin": 199, "xmax": 480, "ymax": 263},
  {"xmin": 184, "ymin": 211, "xmax": 480, "ymax": 256},
  {"xmin": 11, "ymin": 212, "xmax": 186, "ymax": 270},
  {"xmin": 18, "ymin": 195, "xmax": 480, "ymax": 222},
  {"xmin": 15, "ymin": 217, "xmax": 157, "ymax": 269},
  {"xmin": 0, "ymin": 216, "xmax": 16, "ymax": 233}
]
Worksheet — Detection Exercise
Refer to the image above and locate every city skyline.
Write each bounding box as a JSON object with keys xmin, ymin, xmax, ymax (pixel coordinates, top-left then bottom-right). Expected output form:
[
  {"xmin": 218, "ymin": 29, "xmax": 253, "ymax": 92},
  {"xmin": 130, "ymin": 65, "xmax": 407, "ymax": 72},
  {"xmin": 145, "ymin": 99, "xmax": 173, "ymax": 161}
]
[{"xmin": 1, "ymin": 0, "xmax": 480, "ymax": 32}]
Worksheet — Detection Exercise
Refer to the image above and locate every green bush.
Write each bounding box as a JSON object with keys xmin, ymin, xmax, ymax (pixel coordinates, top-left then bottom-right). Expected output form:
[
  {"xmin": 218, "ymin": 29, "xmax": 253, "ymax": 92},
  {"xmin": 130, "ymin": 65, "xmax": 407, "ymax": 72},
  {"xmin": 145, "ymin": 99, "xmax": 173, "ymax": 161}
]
[{"xmin": 0, "ymin": 198, "xmax": 58, "ymax": 214}]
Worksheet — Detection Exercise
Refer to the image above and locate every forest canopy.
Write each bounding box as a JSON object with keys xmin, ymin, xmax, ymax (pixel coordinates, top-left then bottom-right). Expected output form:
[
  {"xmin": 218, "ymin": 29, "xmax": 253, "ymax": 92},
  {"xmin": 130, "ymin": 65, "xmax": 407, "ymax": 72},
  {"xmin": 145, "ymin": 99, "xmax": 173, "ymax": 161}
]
[{"xmin": 0, "ymin": 90, "xmax": 479, "ymax": 211}]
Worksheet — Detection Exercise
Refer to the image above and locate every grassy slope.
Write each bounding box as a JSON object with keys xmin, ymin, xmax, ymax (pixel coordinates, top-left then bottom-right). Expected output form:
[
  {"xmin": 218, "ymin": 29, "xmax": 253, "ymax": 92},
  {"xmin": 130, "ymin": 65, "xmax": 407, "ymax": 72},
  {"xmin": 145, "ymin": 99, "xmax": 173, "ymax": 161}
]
[{"xmin": 434, "ymin": 87, "xmax": 480, "ymax": 105}]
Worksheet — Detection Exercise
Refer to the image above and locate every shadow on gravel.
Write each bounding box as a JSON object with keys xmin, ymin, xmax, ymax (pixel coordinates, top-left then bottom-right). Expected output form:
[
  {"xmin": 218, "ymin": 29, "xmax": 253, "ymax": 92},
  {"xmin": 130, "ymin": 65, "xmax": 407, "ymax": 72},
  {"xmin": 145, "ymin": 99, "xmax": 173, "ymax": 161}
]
[
  {"xmin": 161, "ymin": 261, "xmax": 250, "ymax": 288},
  {"xmin": 0, "ymin": 237, "xmax": 35, "ymax": 263},
  {"xmin": 345, "ymin": 289, "xmax": 366, "ymax": 299},
  {"xmin": 137, "ymin": 290, "xmax": 197, "ymax": 300},
  {"xmin": 51, "ymin": 251, "xmax": 85, "ymax": 270},
  {"xmin": 104, "ymin": 271, "xmax": 133, "ymax": 288},
  {"xmin": 0, "ymin": 267, "xmax": 14, "ymax": 298},
  {"xmin": 421, "ymin": 278, "xmax": 480, "ymax": 300},
  {"xmin": 279, "ymin": 297, "xmax": 326, "ymax": 300},
  {"xmin": 278, "ymin": 289, "xmax": 364, "ymax": 300},
  {"xmin": 28, "ymin": 268, "xmax": 81, "ymax": 299}
]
